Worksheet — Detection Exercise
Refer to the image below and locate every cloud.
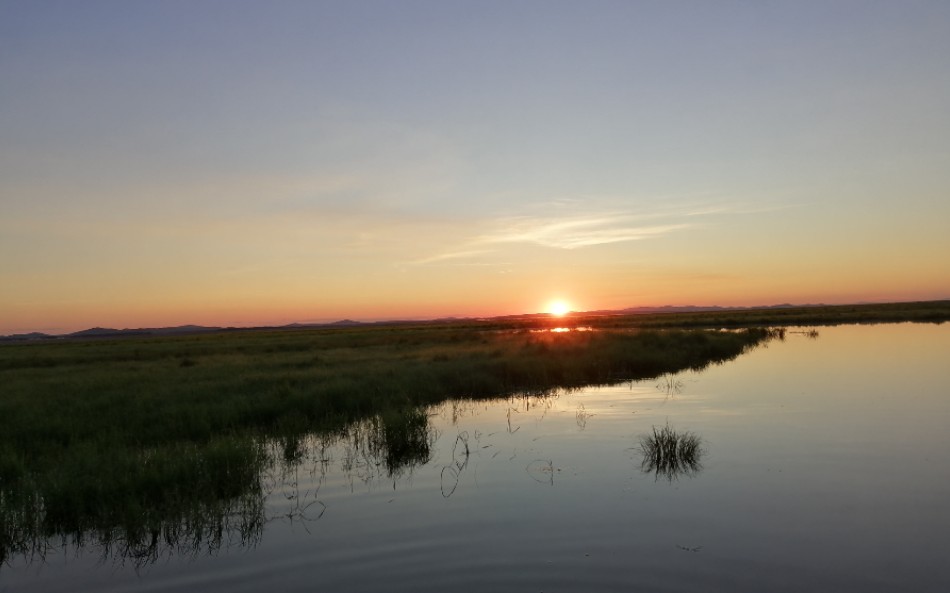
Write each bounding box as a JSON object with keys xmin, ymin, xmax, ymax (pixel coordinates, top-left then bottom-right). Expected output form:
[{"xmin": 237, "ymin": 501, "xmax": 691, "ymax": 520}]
[
  {"xmin": 410, "ymin": 249, "xmax": 497, "ymax": 265},
  {"xmin": 407, "ymin": 211, "xmax": 693, "ymax": 267},
  {"xmin": 406, "ymin": 194, "xmax": 778, "ymax": 266},
  {"xmin": 480, "ymin": 215, "xmax": 692, "ymax": 249}
]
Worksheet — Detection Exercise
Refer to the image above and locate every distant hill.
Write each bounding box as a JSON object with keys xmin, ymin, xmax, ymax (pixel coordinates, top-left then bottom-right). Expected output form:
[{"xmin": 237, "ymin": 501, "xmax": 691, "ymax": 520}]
[
  {"xmin": 620, "ymin": 305, "xmax": 735, "ymax": 314},
  {"xmin": 68, "ymin": 327, "xmax": 130, "ymax": 338},
  {"xmin": 12, "ymin": 300, "xmax": 928, "ymax": 342},
  {"xmin": 328, "ymin": 319, "xmax": 362, "ymax": 326},
  {"xmin": 0, "ymin": 332, "xmax": 56, "ymax": 342},
  {"xmin": 150, "ymin": 325, "xmax": 223, "ymax": 335},
  {"xmin": 66, "ymin": 326, "xmax": 223, "ymax": 339},
  {"xmin": 618, "ymin": 303, "xmax": 823, "ymax": 315},
  {"xmin": 281, "ymin": 319, "xmax": 364, "ymax": 329}
]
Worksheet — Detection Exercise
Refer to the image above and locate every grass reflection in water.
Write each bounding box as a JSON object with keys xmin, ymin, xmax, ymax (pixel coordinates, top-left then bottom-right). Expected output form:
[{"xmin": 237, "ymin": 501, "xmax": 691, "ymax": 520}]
[{"xmin": 1, "ymin": 408, "xmax": 436, "ymax": 569}]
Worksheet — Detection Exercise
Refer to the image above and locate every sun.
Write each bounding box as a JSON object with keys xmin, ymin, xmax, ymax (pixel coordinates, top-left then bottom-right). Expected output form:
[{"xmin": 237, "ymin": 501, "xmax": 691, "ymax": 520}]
[{"xmin": 547, "ymin": 300, "xmax": 571, "ymax": 317}]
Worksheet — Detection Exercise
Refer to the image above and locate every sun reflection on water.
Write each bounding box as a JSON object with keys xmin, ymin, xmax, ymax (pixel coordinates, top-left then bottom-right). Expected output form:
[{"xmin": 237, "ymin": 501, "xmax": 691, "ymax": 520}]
[{"xmin": 532, "ymin": 326, "xmax": 593, "ymax": 333}]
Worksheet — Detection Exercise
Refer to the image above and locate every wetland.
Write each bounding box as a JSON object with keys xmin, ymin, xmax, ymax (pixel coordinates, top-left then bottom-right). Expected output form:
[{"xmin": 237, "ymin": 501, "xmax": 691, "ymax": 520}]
[{"xmin": 2, "ymin": 301, "xmax": 949, "ymax": 592}]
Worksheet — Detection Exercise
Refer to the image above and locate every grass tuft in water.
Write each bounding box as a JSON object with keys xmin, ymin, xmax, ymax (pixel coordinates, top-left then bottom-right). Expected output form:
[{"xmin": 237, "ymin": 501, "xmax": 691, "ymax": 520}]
[{"xmin": 639, "ymin": 422, "xmax": 704, "ymax": 481}]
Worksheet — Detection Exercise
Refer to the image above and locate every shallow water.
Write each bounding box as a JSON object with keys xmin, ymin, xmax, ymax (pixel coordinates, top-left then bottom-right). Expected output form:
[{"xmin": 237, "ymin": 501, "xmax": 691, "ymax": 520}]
[{"xmin": 4, "ymin": 323, "xmax": 950, "ymax": 592}]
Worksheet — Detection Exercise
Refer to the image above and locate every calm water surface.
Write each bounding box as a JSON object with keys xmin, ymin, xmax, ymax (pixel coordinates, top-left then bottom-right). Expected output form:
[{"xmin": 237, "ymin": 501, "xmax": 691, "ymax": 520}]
[{"xmin": 4, "ymin": 323, "xmax": 949, "ymax": 592}]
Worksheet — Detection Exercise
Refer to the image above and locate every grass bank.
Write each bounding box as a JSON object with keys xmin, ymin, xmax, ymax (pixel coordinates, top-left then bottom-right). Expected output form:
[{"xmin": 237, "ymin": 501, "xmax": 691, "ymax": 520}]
[
  {"xmin": 1, "ymin": 325, "xmax": 774, "ymax": 564},
  {"xmin": 3, "ymin": 300, "xmax": 948, "ymax": 564},
  {"xmin": 1, "ymin": 327, "xmax": 774, "ymax": 478},
  {"xmin": 486, "ymin": 299, "xmax": 950, "ymax": 331}
]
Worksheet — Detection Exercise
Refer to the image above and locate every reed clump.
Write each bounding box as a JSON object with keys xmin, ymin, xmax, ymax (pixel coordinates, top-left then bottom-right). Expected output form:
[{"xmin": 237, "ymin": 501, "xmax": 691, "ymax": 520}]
[{"xmin": 639, "ymin": 422, "xmax": 704, "ymax": 481}]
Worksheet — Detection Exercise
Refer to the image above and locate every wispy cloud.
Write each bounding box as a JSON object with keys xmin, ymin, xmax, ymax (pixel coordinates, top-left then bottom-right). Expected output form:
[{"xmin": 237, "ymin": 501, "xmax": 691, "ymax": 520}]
[
  {"xmin": 408, "ymin": 211, "xmax": 693, "ymax": 266},
  {"xmin": 407, "ymin": 195, "xmax": 778, "ymax": 266},
  {"xmin": 410, "ymin": 249, "xmax": 497, "ymax": 265},
  {"xmin": 480, "ymin": 215, "xmax": 692, "ymax": 249}
]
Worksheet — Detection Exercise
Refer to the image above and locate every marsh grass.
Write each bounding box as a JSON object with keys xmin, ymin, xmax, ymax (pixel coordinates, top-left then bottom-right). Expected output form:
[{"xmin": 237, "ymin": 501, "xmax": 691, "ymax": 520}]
[
  {"xmin": 639, "ymin": 423, "xmax": 704, "ymax": 481},
  {"xmin": 367, "ymin": 406, "xmax": 436, "ymax": 477},
  {"xmin": 0, "ymin": 324, "xmax": 774, "ymax": 565},
  {"xmin": 0, "ymin": 435, "xmax": 268, "ymax": 566},
  {"xmin": 516, "ymin": 300, "xmax": 950, "ymax": 330},
  {"xmin": 3, "ymin": 302, "xmax": 945, "ymax": 565}
]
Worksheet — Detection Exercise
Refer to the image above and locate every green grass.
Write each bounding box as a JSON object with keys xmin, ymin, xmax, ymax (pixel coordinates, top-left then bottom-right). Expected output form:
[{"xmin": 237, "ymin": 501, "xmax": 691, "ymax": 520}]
[
  {"xmin": 0, "ymin": 326, "xmax": 775, "ymax": 456},
  {"xmin": 0, "ymin": 324, "xmax": 775, "ymax": 564},
  {"xmin": 2, "ymin": 299, "xmax": 946, "ymax": 565}
]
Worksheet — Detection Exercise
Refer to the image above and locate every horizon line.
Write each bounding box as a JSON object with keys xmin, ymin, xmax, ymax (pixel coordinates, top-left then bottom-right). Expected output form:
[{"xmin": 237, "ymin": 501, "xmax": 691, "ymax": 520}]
[{"xmin": 4, "ymin": 298, "xmax": 948, "ymax": 339}]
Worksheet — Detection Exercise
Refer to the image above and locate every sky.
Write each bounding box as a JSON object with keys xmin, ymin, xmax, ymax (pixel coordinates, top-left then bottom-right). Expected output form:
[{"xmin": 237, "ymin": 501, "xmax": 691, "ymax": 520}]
[{"xmin": 2, "ymin": 1, "xmax": 949, "ymax": 334}]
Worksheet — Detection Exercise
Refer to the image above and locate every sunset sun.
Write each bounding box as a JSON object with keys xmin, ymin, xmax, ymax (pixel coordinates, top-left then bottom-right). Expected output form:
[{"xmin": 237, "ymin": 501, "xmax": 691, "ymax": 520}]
[{"xmin": 547, "ymin": 300, "xmax": 571, "ymax": 316}]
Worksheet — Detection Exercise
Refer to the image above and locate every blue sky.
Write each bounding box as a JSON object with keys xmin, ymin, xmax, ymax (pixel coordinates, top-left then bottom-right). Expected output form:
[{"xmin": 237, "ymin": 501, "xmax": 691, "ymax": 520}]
[{"xmin": 2, "ymin": 1, "xmax": 949, "ymax": 333}]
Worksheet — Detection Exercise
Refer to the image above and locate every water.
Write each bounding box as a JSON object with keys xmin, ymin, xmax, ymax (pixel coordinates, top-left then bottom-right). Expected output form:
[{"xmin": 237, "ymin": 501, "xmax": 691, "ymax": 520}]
[{"xmin": 4, "ymin": 323, "xmax": 949, "ymax": 592}]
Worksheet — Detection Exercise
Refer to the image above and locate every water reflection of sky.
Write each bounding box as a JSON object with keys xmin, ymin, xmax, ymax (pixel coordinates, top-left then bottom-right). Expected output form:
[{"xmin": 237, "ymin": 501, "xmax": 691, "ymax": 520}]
[{"xmin": 5, "ymin": 324, "xmax": 949, "ymax": 593}]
